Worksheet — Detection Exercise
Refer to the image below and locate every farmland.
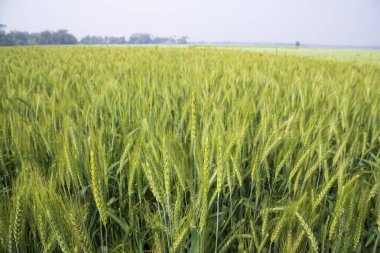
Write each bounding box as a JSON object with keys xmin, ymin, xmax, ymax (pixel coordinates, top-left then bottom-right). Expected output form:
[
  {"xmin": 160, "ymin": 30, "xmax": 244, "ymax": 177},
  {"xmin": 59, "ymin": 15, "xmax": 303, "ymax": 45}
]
[
  {"xmin": 219, "ymin": 46, "xmax": 380, "ymax": 64},
  {"xmin": 0, "ymin": 46, "xmax": 380, "ymax": 252}
]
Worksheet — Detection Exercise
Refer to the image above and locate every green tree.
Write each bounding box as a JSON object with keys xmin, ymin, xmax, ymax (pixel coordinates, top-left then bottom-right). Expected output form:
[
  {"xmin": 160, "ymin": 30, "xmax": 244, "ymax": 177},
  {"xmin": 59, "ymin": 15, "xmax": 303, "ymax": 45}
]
[{"xmin": 129, "ymin": 33, "xmax": 152, "ymax": 44}]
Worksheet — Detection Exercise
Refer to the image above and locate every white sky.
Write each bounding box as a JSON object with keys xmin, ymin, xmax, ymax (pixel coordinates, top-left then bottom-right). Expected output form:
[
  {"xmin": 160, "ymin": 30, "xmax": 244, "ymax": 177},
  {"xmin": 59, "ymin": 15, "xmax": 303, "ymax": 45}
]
[{"xmin": 0, "ymin": 0, "xmax": 379, "ymax": 46}]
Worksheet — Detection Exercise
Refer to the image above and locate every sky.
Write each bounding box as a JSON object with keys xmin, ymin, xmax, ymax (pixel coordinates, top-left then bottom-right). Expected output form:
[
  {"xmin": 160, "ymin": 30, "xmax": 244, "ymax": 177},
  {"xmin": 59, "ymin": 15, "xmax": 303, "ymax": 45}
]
[{"xmin": 0, "ymin": 0, "xmax": 379, "ymax": 46}]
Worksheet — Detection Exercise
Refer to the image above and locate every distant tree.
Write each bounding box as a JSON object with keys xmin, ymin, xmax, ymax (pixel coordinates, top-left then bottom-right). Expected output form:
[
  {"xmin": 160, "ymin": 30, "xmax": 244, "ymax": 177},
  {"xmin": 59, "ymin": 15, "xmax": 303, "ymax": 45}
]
[
  {"xmin": 0, "ymin": 28, "xmax": 78, "ymax": 46},
  {"xmin": 106, "ymin": 36, "xmax": 126, "ymax": 44},
  {"xmin": 0, "ymin": 24, "xmax": 6, "ymax": 35},
  {"xmin": 0, "ymin": 24, "xmax": 6, "ymax": 45},
  {"xmin": 0, "ymin": 33, "xmax": 13, "ymax": 46},
  {"xmin": 9, "ymin": 31, "xmax": 29, "ymax": 45},
  {"xmin": 295, "ymin": 41, "xmax": 300, "ymax": 47},
  {"xmin": 176, "ymin": 36, "xmax": 188, "ymax": 44},
  {"xmin": 80, "ymin": 35, "xmax": 126, "ymax": 44},
  {"xmin": 29, "ymin": 33, "xmax": 41, "ymax": 45},
  {"xmin": 150, "ymin": 35, "xmax": 188, "ymax": 44},
  {"xmin": 30, "ymin": 30, "xmax": 77, "ymax": 45},
  {"xmin": 129, "ymin": 33, "xmax": 152, "ymax": 44},
  {"xmin": 80, "ymin": 35, "xmax": 105, "ymax": 44},
  {"xmin": 152, "ymin": 36, "xmax": 172, "ymax": 44},
  {"xmin": 151, "ymin": 36, "xmax": 166, "ymax": 44},
  {"xmin": 38, "ymin": 31, "xmax": 53, "ymax": 45},
  {"xmin": 0, "ymin": 29, "xmax": 187, "ymax": 46},
  {"xmin": 52, "ymin": 30, "xmax": 77, "ymax": 45}
]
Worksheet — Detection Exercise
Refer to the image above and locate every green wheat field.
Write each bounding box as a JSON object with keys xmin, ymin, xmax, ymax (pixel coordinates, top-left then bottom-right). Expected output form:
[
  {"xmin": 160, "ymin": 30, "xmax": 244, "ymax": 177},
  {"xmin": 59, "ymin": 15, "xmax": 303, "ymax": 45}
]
[{"xmin": 0, "ymin": 46, "xmax": 380, "ymax": 252}]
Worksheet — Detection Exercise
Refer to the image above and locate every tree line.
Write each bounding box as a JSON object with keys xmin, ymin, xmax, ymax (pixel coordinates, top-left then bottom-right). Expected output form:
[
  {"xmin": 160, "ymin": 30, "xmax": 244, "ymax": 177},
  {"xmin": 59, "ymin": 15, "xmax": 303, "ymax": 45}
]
[{"xmin": 0, "ymin": 26, "xmax": 188, "ymax": 46}]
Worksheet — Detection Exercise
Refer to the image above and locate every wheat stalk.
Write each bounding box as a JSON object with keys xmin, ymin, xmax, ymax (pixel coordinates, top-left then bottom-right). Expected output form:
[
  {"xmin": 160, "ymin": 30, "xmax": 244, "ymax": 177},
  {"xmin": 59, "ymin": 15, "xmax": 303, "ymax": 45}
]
[
  {"xmin": 90, "ymin": 151, "xmax": 107, "ymax": 225},
  {"xmin": 295, "ymin": 212, "xmax": 318, "ymax": 253},
  {"xmin": 199, "ymin": 137, "xmax": 209, "ymax": 231}
]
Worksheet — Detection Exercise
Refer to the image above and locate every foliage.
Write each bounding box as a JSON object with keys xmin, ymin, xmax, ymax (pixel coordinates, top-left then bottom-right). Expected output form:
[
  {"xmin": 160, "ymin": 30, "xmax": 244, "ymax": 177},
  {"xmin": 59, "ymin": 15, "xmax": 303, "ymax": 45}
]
[
  {"xmin": 0, "ymin": 29, "xmax": 187, "ymax": 46},
  {"xmin": 128, "ymin": 33, "xmax": 188, "ymax": 45},
  {"xmin": 0, "ymin": 30, "xmax": 78, "ymax": 46}
]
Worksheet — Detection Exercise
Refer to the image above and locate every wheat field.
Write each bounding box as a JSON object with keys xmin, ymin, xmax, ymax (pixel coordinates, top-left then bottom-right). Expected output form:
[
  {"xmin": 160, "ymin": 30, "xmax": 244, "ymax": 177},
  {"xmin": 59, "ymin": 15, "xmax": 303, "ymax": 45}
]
[{"xmin": 0, "ymin": 46, "xmax": 380, "ymax": 252}]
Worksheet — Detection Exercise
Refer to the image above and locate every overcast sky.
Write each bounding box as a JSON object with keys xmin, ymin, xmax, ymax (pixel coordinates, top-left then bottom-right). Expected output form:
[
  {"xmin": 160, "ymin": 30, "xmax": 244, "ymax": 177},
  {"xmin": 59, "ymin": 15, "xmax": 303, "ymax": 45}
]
[{"xmin": 1, "ymin": 0, "xmax": 379, "ymax": 46}]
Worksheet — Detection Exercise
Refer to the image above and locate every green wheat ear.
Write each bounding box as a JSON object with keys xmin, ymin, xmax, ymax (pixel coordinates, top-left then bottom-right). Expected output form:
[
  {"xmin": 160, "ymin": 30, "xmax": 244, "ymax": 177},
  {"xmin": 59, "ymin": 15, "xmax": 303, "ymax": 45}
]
[
  {"xmin": 1, "ymin": 46, "xmax": 379, "ymax": 253},
  {"xmin": 191, "ymin": 90, "xmax": 197, "ymax": 144},
  {"xmin": 163, "ymin": 139, "xmax": 171, "ymax": 200},
  {"xmin": 200, "ymin": 137, "xmax": 209, "ymax": 231},
  {"xmin": 90, "ymin": 151, "xmax": 107, "ymax": 226},
  {"xmin": 216, "ymin": 136, "xmax": 224, "ymax": 193},
  {"xmin": 295, "ymin": 212, "xmax": 318, "ymax": 253},
  {"xmin": 13, "ymin": 195, "xmax": 23, "ymax": 251},
  {"xmin": 171, "ymin": 226, "xmax": 189, "ymax": 252},
  {"xmin": 270, "ymin": 215, "xmax": 286, "ymax": 242},
  {"xmin": 46, "ymin": 208, "xmax": 70, "ymax": 253}
]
